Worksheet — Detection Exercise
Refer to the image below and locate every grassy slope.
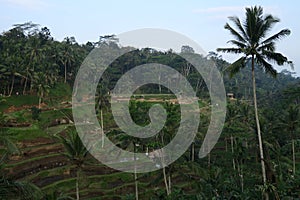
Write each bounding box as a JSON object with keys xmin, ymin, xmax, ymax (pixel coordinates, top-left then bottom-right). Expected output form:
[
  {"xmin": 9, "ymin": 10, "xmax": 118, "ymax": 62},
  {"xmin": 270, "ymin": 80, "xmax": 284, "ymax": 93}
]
[{"xmin": 0, "ymin": 84, "xmax": 221, "ymax": 199}]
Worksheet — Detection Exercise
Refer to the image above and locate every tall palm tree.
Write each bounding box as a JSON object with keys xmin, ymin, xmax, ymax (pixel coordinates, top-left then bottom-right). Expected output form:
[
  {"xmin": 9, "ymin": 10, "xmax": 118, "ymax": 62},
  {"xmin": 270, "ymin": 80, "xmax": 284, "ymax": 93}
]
[
  {"xmin": 59, "ymin": 38, "xmax": 75, "ymax": 83},
  {"xmin": 224, "ymin": 103, "xmax": 240, "ymax": 170},
  {"xmin": 280, "ymin": 105, "xmax": 299, "ymax": 176},
  {"xmin": 217, "ymin": 6, "xmax": 293, "ymax": 197},
  {"xmin": 1, "ymin": 55, "xmax": 23, "ymax": 97},
  {"xmin": 24, "ymin": 34, "xmax": 44, "ymax": 94},
  {"xmin": 58, "ymin": 129, "xmax": 88, "ymax": 200},
  {"xmin": 32, "ymin": 72, "xmax": 50, "ymax": 109},
  {"xmin": 110, "ymin": 129, "xmax": 140, "ymax": 200},
  {"xmin": 95, "ymin": 81, "xmax": 110, "ymax": 148},
  {"xmin": 1, "ymin": 27, "xmax": 26, "ymax": 96}
]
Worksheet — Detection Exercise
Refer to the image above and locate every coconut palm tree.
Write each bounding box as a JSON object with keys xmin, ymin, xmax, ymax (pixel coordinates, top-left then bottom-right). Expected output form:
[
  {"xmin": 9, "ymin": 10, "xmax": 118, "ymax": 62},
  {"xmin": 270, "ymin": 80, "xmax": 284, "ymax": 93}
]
[
  {"xmin": 32, "ymin": 72, "xmax": 50, "ymax": 109},
  {"xmin": 95, "ymin": 81, "xmax": 110, "ymax": 148},
  {"xmin": 59, "ymin": 38, "xmax": 75, "ymax": 83},
  {"xmin": 0, "ymin": 27, "xmax": 26, "ymax": 96},
  {"xmin": 24, "ymin": 34, "xmax": 44, "ymax": 94},
  {"xmin": 58, "ymin": 129, "xmax": 88, "ymax": 200},
  {"xmin": 280, "ymin": 105, "xmax": 299, "ymax": 176},
  {"xmin": 217, "ymin": 6, "xmax": 293, "ymax": 199},
  {"xmin": 110, "ymin": 129, "xmax": 141, "ymax": 200}
]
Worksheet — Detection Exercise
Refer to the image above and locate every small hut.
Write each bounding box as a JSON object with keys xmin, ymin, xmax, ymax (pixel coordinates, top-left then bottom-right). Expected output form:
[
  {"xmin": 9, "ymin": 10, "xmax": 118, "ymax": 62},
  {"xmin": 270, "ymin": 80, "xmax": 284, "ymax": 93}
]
[{"xmin": 227, "ymin": 93, "xmax": 235, "ymax": 100}]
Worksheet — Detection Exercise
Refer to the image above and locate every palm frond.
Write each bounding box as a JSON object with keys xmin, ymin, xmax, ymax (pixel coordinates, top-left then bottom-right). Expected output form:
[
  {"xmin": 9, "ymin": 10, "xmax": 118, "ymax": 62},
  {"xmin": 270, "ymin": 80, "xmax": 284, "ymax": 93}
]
[
  {"xmin": 244, "ymin": 6, "xmax": 263, "ymax": 44},
  {"xmin": 216, "ymin": 47, "xmax": 242, "ymax": 54},
  {"xmin": 257, "ymin": 42, "xmax": 275, "ymax": 52},
  {"xmin": 15, "ymin": 181, "xmax": 43, "ymax": 200},
  {"xmin": 3, "ymin": 138, "xmax": 20, "ymax": 155},
  {"xmin": 0, "ymin": 177, "xmax": 43, "ymax": 200},
  {"xmin": 261, "ymin": 29, "xmax": 291, "ymax": 44},
  {"xmin": 258, "ymin": 14, "xmax": 280, "ymax": 39},
  {"xmin": 255, "ymin": 54, "xmax": 277, "ymax": 77},
  {"xmin": 225, "ymin": 56, "xmax": 247, "ymax": 78},
  {"xmin": 228, "ymin": 16, "xmax": 249, "ymax": 41},
  {"xmin": 227, "ymin": 40, "xmax": 247, "ymax": 48},
  {"xmin": 262, "ymin": 50, "xmax": 293, "ymax": 68},
  {"xmin": 224, "ymin": 23, "xmax": 247, "ymax": 43},
  {"xmin": 0, "ymin": 136, "xmax": 20, "ymax": 155},
  {"xmin": 58, "ymin": 130, "xmax": 88, "ymax": 164},
  {"xmin": 57, "ymin": 134, "xmax": 75, "ymax": 158}
]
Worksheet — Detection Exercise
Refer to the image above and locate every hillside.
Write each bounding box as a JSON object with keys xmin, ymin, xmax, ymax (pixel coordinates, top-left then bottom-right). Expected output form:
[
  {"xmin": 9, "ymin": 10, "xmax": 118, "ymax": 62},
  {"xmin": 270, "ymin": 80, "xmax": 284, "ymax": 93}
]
[{"xmin": 0, "ymin": 22, "xmax": 300, "ymax": 199}]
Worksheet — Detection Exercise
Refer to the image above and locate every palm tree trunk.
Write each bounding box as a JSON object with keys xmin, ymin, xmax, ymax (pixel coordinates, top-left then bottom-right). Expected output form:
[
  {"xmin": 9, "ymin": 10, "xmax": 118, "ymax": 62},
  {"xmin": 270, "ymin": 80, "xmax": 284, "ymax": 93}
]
[
  {"xmin": 209, "ymin": 67, "xmax": 213, "ymax": 93},
  {"xmin": 133, "ymin": 143, "xmax": 138, "ymax": 200},
  {"xmin": 292, "ymin": 139, "xmax": 295, "ymax": 176},
  {"xmin": 38, "ymin": 89, "xmax": 43, "ymax": 109},
  {"xmin": 191, "ymin": 142, "xmax": 195, "ymax": 162},
  {"xmin": 100, "ymin": 109, "xmax": 104, "ymax": 148},
  {"xmin": 76, "ymin": 169, "xmax": 80, "ymax": 200},
  {"xmin": 240, "ymin": 165, "xmax": 244, "ymax": 193},
  {"xmin": 29, "ymin": 78, "xmax": 33, "ymax": 94},
  {"xmin": 73, "ymin": 81, "xmax": 78, "ymax": 96},
  {"xmin": 252, "ymin": 55, "xmax": 268, "ymax": 200},
  {"xmin": 38, "ymin": 97, "xmax": 42, "ymax": 109},
  {"xmin": 168, "ymin": 174, "xmax": 171, "ymax": 193},
  {"xmin": 160, "ymin": 134, "xmax": 170, "ymax": 196},
  {"xmin": 158, "ymin": 66, "xmax": 161, "ymax": 94},
  {"xmin": 30, "ymin": 65, "xmax": 34, "ymax": 94},
  {"xmin": 196, "ymin": 77, "xmax": 203, "ymax": 94},
  {"xmin": 23, "ymin": 75, "xmax": 28, "ymax": 95},
  {"xmin": 231, "ymin": 135, "xmax": 236, "ymax": 170},
  {"xmin": 236, "ymin": 159, "xmax": 244, "ymax": 192},
  {"xmin": 64, "ymin": 61, "xmax": 67, "ymax": 83},
  {"xmin": 134, "ymin": 170, "xmax": 138, "ymax": 200},
  {"xmin": 163, "ymin": 166, "xmax": 170, "ymax": 195},
  {"xmin": 9, "ymin": 74, "xmax": 15, "ymax": 96}
]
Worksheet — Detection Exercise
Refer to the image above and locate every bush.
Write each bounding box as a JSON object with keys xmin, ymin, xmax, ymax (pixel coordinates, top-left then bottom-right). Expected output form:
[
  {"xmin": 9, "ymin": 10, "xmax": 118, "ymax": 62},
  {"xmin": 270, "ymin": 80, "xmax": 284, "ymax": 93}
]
[{"xmin": 31, "ymin": 106, "xmax": 41, "ymax": 120}]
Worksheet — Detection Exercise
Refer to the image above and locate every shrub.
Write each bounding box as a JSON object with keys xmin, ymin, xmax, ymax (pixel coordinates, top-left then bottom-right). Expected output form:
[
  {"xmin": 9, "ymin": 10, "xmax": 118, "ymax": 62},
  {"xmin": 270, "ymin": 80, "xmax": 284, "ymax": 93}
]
[{"xmin": 31, "ymin": 106, "xmax": 41, "ymax": 120}]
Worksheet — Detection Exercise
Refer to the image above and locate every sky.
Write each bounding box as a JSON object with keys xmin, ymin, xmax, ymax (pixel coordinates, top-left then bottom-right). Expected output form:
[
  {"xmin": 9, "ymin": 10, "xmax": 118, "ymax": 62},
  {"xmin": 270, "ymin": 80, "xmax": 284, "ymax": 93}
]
[{"xmin": 0, "ymin": 0, "xmax": 299, "ymax": 76}]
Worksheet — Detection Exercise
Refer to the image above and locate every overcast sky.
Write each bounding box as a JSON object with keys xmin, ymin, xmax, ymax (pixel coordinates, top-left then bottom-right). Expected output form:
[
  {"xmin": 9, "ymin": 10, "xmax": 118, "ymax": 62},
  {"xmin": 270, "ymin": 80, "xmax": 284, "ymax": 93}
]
[{"xmin": 0, "ymin": 0, "xmax": 299, "ymax": 76}]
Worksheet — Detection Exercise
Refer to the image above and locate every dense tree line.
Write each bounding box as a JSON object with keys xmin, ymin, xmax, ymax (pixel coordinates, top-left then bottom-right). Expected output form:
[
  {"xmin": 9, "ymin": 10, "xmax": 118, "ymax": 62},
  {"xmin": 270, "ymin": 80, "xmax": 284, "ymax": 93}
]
[
  {"xmin": 0, "ymin": 22, "xmax": 90, "ymax": 97},
  {"xmin": 0, "ymin": 22, "xmax": 298, "ymax": 103}
]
